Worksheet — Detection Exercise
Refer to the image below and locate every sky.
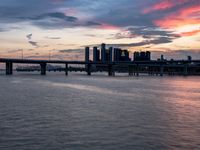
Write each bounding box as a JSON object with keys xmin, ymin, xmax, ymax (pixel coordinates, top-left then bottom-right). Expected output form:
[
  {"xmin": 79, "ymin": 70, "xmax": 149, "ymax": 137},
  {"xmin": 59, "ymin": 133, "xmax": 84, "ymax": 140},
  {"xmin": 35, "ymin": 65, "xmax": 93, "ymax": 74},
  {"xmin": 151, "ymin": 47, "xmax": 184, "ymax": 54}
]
[{"xmin": 0, "ymin": 0, "xmax": 200, "ymax": 60}]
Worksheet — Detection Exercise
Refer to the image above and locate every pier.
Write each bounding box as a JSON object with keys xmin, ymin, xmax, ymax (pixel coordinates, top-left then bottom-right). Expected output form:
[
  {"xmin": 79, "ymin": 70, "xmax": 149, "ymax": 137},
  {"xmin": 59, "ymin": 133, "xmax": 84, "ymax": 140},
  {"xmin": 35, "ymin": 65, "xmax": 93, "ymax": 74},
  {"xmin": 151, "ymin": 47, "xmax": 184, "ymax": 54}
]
[{"xmin": 0, "ymin": 58, "xmax": 200, "ymax": 76}]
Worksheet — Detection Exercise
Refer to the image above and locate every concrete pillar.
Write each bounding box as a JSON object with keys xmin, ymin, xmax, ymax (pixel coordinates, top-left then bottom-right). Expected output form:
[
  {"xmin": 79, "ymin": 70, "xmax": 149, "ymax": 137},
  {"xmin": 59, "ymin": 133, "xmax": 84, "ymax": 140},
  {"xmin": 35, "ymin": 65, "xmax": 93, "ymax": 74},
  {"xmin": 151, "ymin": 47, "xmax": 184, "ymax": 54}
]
[
  {"xmin": 128, "ymin": 65, "xmax": 133, "ymax": 76},
  {"xmin": 108, "ymin": 64, "xmax": 113, "ymax": 76},
  {"xmin": 6, "ymin": 62, "xmax": 13, "ymax": 75},
  {"xmin": 160, "ymin": 65, "xmax": 164, "ymax": 76},
  {"xmin": 136, "ymin": 64, "xmax": 139, "ymax": 76},
  {"xmin": 112, "ymin": 65, "xmax": 115, "ymax": 76},
  {"xmin": 65, "ymin": 63, "xmax": 68, "ymax": 76},
  {"xmin": 184, "ymin": 65, "xmax": 188, "ymax": 76},
  {"xmin": 148, "ymin": 66, "xmax": 151, "ymax": 75},
  {"xmin": 40, "ymin": 63, "xmax": 46, "ymax": 75},
  {"xmin": 87, "ymin": 63, "xmax": 91, "ymax": 76}
]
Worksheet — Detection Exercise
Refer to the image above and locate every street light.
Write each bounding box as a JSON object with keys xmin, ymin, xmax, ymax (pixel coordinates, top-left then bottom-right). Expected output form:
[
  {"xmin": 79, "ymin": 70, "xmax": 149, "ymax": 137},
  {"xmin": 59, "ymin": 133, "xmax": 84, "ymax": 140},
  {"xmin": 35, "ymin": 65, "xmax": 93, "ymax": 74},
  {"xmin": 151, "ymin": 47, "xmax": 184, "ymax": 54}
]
[{"xmin": 21, "ymin": 49, "xmax": 24, "ymax": 60}]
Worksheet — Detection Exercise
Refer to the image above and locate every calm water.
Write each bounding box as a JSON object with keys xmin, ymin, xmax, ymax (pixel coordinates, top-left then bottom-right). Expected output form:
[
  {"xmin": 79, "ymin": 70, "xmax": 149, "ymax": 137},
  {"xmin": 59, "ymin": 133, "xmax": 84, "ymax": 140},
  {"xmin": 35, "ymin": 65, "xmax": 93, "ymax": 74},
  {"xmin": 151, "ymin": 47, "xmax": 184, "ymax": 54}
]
[{"xmin": 0, "ymin": 73, "xmax": 200, "ymax": 150}]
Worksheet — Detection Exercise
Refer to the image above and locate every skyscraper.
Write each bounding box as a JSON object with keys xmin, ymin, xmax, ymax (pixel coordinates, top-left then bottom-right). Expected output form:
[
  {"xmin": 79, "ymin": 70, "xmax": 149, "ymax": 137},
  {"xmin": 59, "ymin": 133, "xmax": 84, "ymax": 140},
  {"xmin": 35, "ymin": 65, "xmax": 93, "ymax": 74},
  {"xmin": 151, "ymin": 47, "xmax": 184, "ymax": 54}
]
[
  {"xmin": 101, "ymin": 43, "xmax": 106, "ymax": 62},
  {"xmin": 85, "ymin": 47, "xmax": 90, "ymax": 62},
  {"xmin": 109, "ymin": 47, "xmax": 113, "ymax": 62},
  {"xmin": 93, "ymin": 47, "xmax": 100, "ymax": 62}
]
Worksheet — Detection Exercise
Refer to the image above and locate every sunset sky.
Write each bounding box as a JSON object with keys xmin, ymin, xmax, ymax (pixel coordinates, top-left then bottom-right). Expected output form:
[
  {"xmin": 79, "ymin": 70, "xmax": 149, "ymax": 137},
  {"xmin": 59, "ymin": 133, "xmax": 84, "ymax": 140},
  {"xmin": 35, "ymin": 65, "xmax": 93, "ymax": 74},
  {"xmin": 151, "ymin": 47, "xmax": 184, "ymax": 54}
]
[{"xmin": 0, "ymin": 0, "xmax": 200, "ymax": 60}]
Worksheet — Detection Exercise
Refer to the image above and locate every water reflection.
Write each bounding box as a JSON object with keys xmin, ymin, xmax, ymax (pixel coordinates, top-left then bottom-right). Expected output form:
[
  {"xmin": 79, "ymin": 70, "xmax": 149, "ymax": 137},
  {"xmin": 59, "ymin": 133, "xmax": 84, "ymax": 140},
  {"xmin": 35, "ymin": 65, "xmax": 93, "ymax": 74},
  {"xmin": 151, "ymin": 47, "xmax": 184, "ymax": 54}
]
[{"xmin": 0, "ymin": 74, "xmax": 200, "ymax": 150}]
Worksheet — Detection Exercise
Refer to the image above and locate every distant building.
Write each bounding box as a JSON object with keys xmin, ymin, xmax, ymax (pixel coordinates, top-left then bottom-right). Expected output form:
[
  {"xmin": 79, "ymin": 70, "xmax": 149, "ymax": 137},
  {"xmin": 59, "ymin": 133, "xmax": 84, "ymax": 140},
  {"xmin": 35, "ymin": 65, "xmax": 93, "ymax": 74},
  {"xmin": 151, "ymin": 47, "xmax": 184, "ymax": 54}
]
[
  {"xmin": 113, "ymin": 48, "xmax": 131, "ymax": 62},
  {"xmin": 93, "ymin": 47, "xmax": 100, "ymax": 62},
  {"xmin": 114, "ymin": 48, "xmax": 121, "ymax": 62},
  {"xmin": 161, "ymin": 55, "xmax": 164, "ymax": 61},
  {"xmin": 101, "ymin": 43, "xmax": 106, "ymax": 62},
  {"xmin": 133, "ymin": 51, "xmax": 151, "ymax": 61},
  {"xmin": 85, "ymin": 47, "xmax": 90, "ymax": 62},
  {"xmin": 187, "ymin": 56, "xmax": 192, "ymax": 61},
  {"xmin": 109, "ymin": 47, "xmax": 113, "ymax": 62},
  {"xmin": 87, "ymin": 43, "xmax": 132, "ymax": 63}
]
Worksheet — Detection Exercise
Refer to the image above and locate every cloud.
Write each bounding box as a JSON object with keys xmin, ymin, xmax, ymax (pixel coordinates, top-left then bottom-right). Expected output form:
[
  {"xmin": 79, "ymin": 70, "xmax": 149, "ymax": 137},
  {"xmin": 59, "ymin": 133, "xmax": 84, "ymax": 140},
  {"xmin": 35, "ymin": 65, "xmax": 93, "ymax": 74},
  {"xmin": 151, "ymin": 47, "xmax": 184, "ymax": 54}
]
[
  {"xmin": 113, "ymin": 26, "xmax": 180, "ymax": 40},
  {"xmin": 85, "ymin": 21, "xmax": 102, "ymax": 26},
  {"xmin": 7, "ymin": 49, "xmax": 23, "ymax": 54},
  {"xmin": 28, "ymin": 12, "xmax": 78, "ymax": 22},
  {"xmin": 107, "ymin": 37, "xmax": 174, "ymax": 48},
  {"xmin": 26, "ymin": 33, "xmax": 32, "ymax": 40},
  {"xmin": 0, "ymin": 29, "xmax": 7, "ymax": 32},
  {"xmin": 154, "ymin": 3, "xmax": 200, "ymax": 29},
  {"xmin": 29, "ymin": 41, "xmax": 39, "ymax": 47},
  {"xmin": 143, "ymin": 0, "xmax": 189, "ymax": 14},
  {"xmin": 0, "ymin": 0, "xmax": 200, "ymax": 54},
  {"xmin": 45, "ymin": 36, "xmax": 61, "ymax": 39},
  {"xmin": 59, "ymin": 49, "xmax": 84, "ymax": 53},
  {"xmin": 180, "ymin": 29, "xmax": 200, "ymax": 36}
]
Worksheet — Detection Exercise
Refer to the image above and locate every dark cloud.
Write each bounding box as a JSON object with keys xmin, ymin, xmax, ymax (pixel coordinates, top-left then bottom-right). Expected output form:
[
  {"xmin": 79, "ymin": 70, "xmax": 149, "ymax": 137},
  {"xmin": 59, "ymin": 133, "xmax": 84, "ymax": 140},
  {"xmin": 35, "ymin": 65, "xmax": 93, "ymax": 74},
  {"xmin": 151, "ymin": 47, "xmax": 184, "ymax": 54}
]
[
  {"xmin": 26, "ymin": 34, "xmax": 32, "ymax": 40},
  {"xmin": 85, "ymin": 21, "xmax": 102, "ymax": 26},
  {"xmin": 45, "ymin": 36, "xmax": 61, "ymax": 39},
  {"xmin": 95, "ymin": 36, "xmax": 175, "ymax": 48},
  {"xmin": 7, "ymin": 49, "xmax": 23, "ymax": 54},
  {"xmin": 0, "ymin": 27, "xmax": 7, "ymax": 32},
  {"xmin": 59, "ymin": 49, "xmax": 84, "ymax": 53},
  {"xmin": 27, "ymin": 12, "xmax": 77, "ymax": 22},
  {"xmin": 29, "ymin": 41, "xmax": 39, "ymax": 47}
]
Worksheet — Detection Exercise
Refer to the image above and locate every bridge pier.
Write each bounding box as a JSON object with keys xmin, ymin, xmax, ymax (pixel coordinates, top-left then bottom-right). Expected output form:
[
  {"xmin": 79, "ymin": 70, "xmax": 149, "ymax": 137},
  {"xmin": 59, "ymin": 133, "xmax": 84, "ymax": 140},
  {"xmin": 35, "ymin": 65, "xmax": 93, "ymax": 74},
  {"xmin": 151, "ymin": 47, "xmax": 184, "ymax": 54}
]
[
  {"xmin": 108, "ymin": 64, "xmax": 115, "ymax": 76},
  {"xmin": 184, "ymin": 65, "xmax": 188, "ymax": 76},
  {"xmin": 160, "ymin": 65, "xmax": 164, "ymax": 76},
  {"xmin": 40, "ymin": 63, "xmax": 46, "ymax": 75},
  {"xmin": 87, "ymin": 64, "xmax": 91, "ymax": 76},
  {"xmin": 6, "ymin": 62, "xmax": 13, "ymax": 75},
  {"xmin": 136, "ymin": 64, "xmax": 139, "ymax": 76},
  {"xmin": 128, "ymin": 65, "xmax": 134, "ymax": 76},
  {"xmin": 65, "ymin": 63, "xmax": 68, "ymax": 76}
]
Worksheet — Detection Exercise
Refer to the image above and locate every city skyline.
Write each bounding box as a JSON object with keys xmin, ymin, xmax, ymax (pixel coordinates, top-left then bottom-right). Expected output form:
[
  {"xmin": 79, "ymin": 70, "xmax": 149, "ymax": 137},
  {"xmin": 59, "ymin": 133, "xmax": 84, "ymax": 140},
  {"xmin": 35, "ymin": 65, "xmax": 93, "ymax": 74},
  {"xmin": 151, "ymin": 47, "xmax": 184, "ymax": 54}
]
[{"xmin": 0, "ymin": 0, "xmax": 200, "ymax": 60}]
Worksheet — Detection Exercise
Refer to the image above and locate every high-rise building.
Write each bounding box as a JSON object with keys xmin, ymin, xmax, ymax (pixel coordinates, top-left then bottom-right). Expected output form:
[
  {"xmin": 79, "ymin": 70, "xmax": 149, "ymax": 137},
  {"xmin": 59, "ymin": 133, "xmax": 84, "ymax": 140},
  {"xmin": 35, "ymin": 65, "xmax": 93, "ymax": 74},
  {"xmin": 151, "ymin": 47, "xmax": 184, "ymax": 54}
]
[
  {"xmin": 134, "ymin": 52, "xmax": 140, "ymax": 61},
  {"xmin": 101, "ymin": 43, "xmax": 106, "ymax": 62},
  {"xmin": 146, "ymin": 51, "xmax": 151, "ymax": 61},
  {"xmin": 133, "ymin": 51, "xmax": 151, "ymax": 61},
  {"xmin": 114, "ymin": 48, "xmax": 121, "ymax": 62},
  {"xmin": 123, "ymin": 50, "xmax": 130, "ymax": 61},
  {"xmin": 93, "ymin": 47, "xmax": 100, "ymax": 62},
  {"xmin": 109, "ymin": 47, "xmax": 113, "ymax": 62},
  {"xmin": 85, "ymin": 47, "xmax": 90, "ymax": 62},
  {"xmin": 140, "ymin": 52, "xmax": 146, "ymax": 60},
  {"xmin": 114, "ymin": 48, "xmax": 131, "ymax": 62},
  {"xmin": 187, "ymin": 56, "xmax": 192, "ymax": 61},
  {"xmin": 161, "ymin": 55, "xmax": 164, "ymax": 61}
]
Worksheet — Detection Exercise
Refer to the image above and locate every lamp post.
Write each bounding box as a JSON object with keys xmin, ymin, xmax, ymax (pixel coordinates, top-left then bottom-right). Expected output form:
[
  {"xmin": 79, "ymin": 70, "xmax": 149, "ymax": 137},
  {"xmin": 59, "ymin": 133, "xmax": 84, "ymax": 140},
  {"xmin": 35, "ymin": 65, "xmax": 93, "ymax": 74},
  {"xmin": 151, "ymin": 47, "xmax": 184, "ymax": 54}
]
[
  {"xmin": 21, "ymin": 49, "xmax": 24, "ymax": 60},
  {"xmin": 49, "ymin": 50, "xmax": 51, "ymax": 61}
]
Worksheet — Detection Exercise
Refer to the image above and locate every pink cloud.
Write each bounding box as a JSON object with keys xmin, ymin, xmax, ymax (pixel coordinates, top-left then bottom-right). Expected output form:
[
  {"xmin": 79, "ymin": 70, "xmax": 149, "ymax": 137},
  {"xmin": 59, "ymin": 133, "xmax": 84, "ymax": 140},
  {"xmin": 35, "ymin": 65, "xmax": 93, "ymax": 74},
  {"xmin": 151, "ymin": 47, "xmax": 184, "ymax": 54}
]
[
  {"xmin": 154, "ymin": 5, "xmax": 200, "ymax": 29},
  {"xmin": 143, "ymin": 0, "xmax": 189, "ymax": 14},
  {"xmin": 98, "ymin": 23, "xmax": 120, "ymax": 30}
]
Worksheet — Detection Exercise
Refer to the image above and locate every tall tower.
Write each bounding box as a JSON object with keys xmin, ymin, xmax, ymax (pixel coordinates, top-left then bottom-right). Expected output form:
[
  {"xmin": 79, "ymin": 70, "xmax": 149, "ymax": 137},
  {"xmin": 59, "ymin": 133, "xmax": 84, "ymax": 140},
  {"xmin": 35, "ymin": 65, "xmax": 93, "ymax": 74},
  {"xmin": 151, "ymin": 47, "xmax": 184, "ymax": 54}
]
[
  {"xmin": 101, "ymin": 43, "xmax": 106, "ymax": 62},
  {"xmin": 114, "ymin": 48, "xmax": 120, "ymax": 62},
  {"xmin": 146, "ymin": 51, "xmax": 151, "ymax": 61},
  {"xmin": 109, "ymin": 47, "xmax": 113, "ymax": 62},
  {"xmin": 93, "ymin": 46, "xmax": 100, "ymax": 62},
  {"xmin": 85, "ymin": 47, "xmax": 90, "ymax": 62}
]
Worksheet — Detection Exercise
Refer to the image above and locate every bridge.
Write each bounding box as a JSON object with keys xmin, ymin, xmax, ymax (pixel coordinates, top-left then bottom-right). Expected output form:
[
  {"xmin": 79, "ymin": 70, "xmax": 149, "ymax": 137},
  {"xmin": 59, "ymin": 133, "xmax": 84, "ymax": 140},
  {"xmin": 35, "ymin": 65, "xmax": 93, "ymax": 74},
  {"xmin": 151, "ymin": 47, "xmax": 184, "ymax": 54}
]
[{"xmin": 0, "ymin": 58, "xmax": 200, "ymax": 76}]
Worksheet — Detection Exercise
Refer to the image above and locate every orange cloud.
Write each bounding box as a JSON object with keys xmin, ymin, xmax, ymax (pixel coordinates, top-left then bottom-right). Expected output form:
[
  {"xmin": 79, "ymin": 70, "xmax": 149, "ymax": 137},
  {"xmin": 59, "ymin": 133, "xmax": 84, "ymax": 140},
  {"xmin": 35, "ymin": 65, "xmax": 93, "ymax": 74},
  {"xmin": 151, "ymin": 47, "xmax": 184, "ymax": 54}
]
[
  {"xmin": 154, "ymin": 5, "xmax": 200, "ymax": 30},
  {"xmin": 180, "ymin": 29, "xmax": 200, "ymax": 36}
]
